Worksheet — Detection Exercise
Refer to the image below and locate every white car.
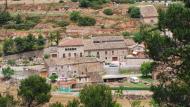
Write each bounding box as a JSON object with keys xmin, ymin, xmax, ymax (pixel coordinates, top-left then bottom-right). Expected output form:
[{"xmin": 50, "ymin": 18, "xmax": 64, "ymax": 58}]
[{"xmin": 130, "ymin": 77, "xmax": 140, "ymax": 83}]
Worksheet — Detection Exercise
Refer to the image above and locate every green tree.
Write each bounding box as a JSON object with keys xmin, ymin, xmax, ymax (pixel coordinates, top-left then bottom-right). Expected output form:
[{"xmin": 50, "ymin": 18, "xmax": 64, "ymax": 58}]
[
  {"xmin": 78, "ymin": 16, "xmax": 96, "ymax": 26},
  {"xmin": 66, "ymin": 99, "xmax": 80, "ymax": 107},
  {"xmin": 140, "ymin": 62, "xmax": 153, "ymax": 77},
  {"xmin": 128, "ymin": 6, "xmax": 140, "ymax": 18},
  {"xmin": 3, "ymin": 38, "xmax": 15, "ymax": 55},
  {"xmin": 103, "ymin": 8, "xmax": 113, "ymax": 15},
  {"xmin": 133, "ymin": 32, "xmax": 143, "ymax": 43},
  {"xmin": 37, "ymin": 34, "xmax": 46, "ymax": 49},
  {"xmin": 25, "ymin": 34, "xmax": 36, "ymax": 51},
  {"xmin": 18, "ymin": 75, "xmax": 51, "ymax": 107},
  {"xmin": 69, "ymin": 11, "xmax": 81, "ymax": 22},
  {"xmin": 0, "ymin": 94, "xmax": 16, "ymax": 107},
  {"xmin": 79, "ymin": 84, "xmax": 116, "ymax": 107},
  {"xmin": 140, "ymin": 3, "xmax": 190, "ymax": 107},
  {"xmin": 0, "ymin": 11, "xmax": 12, "ymax": 26},
  {"xmin": 50, "ymin": 102, "xmax": 64, "ymax": 107},
  {"xmin": 14, "ymin": 37, "xmax": 26, "ymax": 52},
  {"xmin": 49, "ymin": 73, "xmax": 58, "ymax": 83},
  {"xmin": 2, "ymin": 66, "xmax": 14, "ymax": 80},
  {"xmin": 14, "ymin": 14, "xmax": 22, "ymax": 24}
]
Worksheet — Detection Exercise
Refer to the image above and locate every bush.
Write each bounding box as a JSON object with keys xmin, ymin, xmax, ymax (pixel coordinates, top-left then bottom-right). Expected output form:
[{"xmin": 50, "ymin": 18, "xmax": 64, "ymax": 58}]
[
  {"xmin": 79, "ymin": 0, "xmax": 91, "ymax": 8},
  {"xmin": 78, "ymin": 16, "xmax": 96, "ymax": 26},
  {"xmin": 0, "ymin": 11, "xmax": 12, "ymax": 26},
  {"xmin": 70, "ymin": 11, "xmax": 81, "ymax": 22},
  {"xmin": 122, "ymin": 31, "xmax": 130, "ymax": 37},
  {"xmin": 79, "ymin": 0, "xmax": 110, "ymax": 8},
  {"xmin": 103, "ymin": 8, "xmax": 113, "ymax": 15},
  {"xmin": 128, "ymin": 6, "xmax": 140, "ymax": 18},
  {"xmin": 56, "ymin": 20, "xmax": 69, "ymax": 27},
  {"xmin": 140, "ymin": 62, "xmax": 154, "ymax": 77},
  {"xmin": 71, "ymin": 0, "xmax": 78, "ymax": 2}
]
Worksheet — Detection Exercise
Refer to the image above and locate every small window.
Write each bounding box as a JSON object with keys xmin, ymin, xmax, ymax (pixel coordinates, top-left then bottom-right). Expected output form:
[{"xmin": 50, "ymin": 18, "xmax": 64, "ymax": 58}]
[
  {"xmin": 80, "ymin": 53, "xmax": 82, "ymax": 57},
  {"xmin": 112, "ymin": 51, "xmax": 114, "ymax": 55},
  {"xmin": 52, "ymin": 54, "xmax": 57, "ymax": 58},
  {"xmin": 63, "ymin": 54, "xmax": 65, "ymax": 58},
  {"xmin": 105, "ymin": 57, "xmax": 107, "ymax": 60},
  {"xmin": 74, "ymin": 53, "xmax": 77, "ymax": 57},
  {"xmin": 105, "ymin": 51, "xmax": 107, "ymax": 55}
]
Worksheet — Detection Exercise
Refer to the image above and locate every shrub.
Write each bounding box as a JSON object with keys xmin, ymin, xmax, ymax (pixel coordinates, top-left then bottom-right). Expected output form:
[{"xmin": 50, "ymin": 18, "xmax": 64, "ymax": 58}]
[
  {"xmin": 79, "ymin": 0, "xmax": 91, "ymax": 8},
  {"xmin": 103, "ymin": 8, "xmax": 113, "ymax": 15},
  {"xmin": 71, "ymin": 0, "xmax": 78, "ymax": 2},
  {"xmin": 79, "ymin": 0, "xmax": 110, "ymax": 8},
  {"xmin": 78, "ymin": 16, "xmax": 96, "ymax": 26},
  {"xmin": 128, "ymin": 6, "xmax": 140, "ymax": 18},
  {"xmin": 70, "ymin": 11, "xmax": 81, "ymax": 22},
  {"xmin": 140, "ymin": 62, "xmax": 154, "ymax": 77},
  {"xmin": 44, "ymin": 54, "xmax": 50, "ymax": 59},
  {"xmin": 122, "ymin": 31, "xmax": 130, "ymax": 37},
  {"xmin": 56, "ymin": 20, "xmax": 69, "ymax": 27},
  {"xmin": 7, "ymin": 59, "xmax": 16, "ymax": 66},
  {"xmin": 0, "ymin": 11, "xmax": 12, "ymax": 26}
]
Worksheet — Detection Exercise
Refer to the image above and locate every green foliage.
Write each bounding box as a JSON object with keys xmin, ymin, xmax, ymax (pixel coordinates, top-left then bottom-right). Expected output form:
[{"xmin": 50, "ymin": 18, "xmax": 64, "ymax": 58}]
[
  {"xmin": 78, "ymin": 16, "xmax": 96, "ymax": 26},
  {"xmin": 2, "ymin": 66, "xmax": 14, "ymax": 79},
  {"xmin": 122, "ymin": 31, "xmax": 130, "ymax": 37},
  {"xmin": 50, "ymin": 102, "xmax": 64, "ymax": 107},
  {"xmin": 7, "ymin": 59, "xmax": 16, "ymax": 66},
  {"xmin": 49, "ymin": 73, "xmax": 58, "ymax": 83},
  {"xmin": 133, "ymin": 32, "xmax": 143, "ymax": 43},
  {"xmin": 103, "ymin": 8, "xmax": 113, "ymax": 15},
  {"xmin": 3, "ymin": 34, "xmax": 46, "ymax": 55},
  {"xmin": 3, "ymin": 38, "xmax": 15, "ymax": 55},
  {"xmin": 71, "ymin": 0, "xmax": 78, "ymax": 2},
  {"xmin": 131, "ymin": 100, "xmax": 141, "ymax": 107},
  {"xmin": 70, "ymin": 11, "xmax": 81, "ymax": 22},
  {"xmin": 3, "ymin": 15, "xmax": 40, "ymax": 30},
  {"xmin": 113, "ymin": 0, "xmax": 136, "ymax": 4},
  {"xmin": 79, "ymin": 0, "xmax": 110, "ymax": 8},
  {"xmin": 18, "ymin": 75, "xmax": 51, "ymax": 107},
  {"xmin": 80, "ymin": 84, "xmax": 116, "ymax": 107},
  {"xmin": 140, "ymin": 3, "xmax": 190, "ymax": 107},
  {"xmin": 44, "ymin": 54, "xmax": 50, "ymax": 59},
  {"xmin": 66, "ymin": 99, "xmax": 80, "ymax": 107},
  {"xmin": 0, "ymin": 94, "xmax": 16, "ymax": 107},
  {"xmin": 128, "ymin": 6, "xmax": 140, "ymax": 18},
  {"xmin": 56, "ymin": 20, "xmax": 69, "ymax": 27},
  {"xmin": 140, "ymin": 62, "xmax": 154, "ymax": 77},
  {"xmin": 0, "ymin": 11, "xmax": 12, "ymax": 26}
]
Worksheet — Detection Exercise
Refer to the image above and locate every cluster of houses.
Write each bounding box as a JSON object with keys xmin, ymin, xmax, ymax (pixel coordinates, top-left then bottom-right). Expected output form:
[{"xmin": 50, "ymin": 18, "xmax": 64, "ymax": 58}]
[{"xmin": 44, "ymin": 36, "xmax": 146, "ymax": 84}]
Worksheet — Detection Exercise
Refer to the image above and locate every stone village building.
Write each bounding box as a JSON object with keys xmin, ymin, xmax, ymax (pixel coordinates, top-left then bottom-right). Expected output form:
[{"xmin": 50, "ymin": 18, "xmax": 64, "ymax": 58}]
[
  {"xmin": 44, "ymin": 36, "xmax": 145, "ymax": 81},
  {"xmin": 139, "ymin": 5, "xmax": 158, "ymax": 25}
]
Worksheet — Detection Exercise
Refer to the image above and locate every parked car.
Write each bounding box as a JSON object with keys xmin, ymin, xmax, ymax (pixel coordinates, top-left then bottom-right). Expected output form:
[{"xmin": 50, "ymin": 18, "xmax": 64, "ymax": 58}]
[{"xmin": 130, "ymin": 77, "xmax": 140, "ymax": 83}]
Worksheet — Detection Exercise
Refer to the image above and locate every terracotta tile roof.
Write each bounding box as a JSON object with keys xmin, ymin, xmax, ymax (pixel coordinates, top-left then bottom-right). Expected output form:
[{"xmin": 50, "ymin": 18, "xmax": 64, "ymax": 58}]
[
  {"xmin": 84, "ymin": 39, "xmax": 128, "ymax": 51},
  {"xmin": 140, "ymin": 5, "xmax": 158, "ymax": 18},
  {"xmin": 59, "ymin": 38, "xmax": 84, "ymax": 47}
]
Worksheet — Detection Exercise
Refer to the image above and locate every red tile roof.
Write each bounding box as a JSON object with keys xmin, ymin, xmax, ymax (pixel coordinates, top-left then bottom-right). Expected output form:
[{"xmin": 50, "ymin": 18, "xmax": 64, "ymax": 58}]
[{"xmin": 59, "ymin": 38, "xmax": 84, "ymax": 47}]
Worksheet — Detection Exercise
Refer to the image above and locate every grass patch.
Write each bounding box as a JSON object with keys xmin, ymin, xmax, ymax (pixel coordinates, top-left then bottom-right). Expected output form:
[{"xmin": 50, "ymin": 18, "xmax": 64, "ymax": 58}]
[{"xmin": 119, "ymin": 68, "xmax": 139, "ymax": 75}]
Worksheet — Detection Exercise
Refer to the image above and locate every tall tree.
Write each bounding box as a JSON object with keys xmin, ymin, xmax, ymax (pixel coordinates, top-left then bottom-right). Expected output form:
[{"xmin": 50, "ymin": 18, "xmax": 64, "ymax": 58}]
[
  {"xmin": 79, "ymin": 85, "xmax": 116, "ymax": 107},
  {"xmin": 18, "ymin": 75, "xmax": 51, "ymax": 107},
  {"xmin": 139, "ymin": 3, "xmax": 190, "ymax": 107}
]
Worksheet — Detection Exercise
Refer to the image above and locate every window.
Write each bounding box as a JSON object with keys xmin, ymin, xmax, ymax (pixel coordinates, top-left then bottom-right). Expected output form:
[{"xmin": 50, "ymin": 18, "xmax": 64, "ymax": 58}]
[
  {"xmin": 105, "ymin": 57, "xmax": 107, "ymax": 60},
  {"xmin": 80, "ymin": 53, "xmax": 83, "ymax": 57},
  {"xmin": 65, "ymin": 48, "xmax": 77, "ymax": 51},
  {"xmin": 68, "ymin": 53, "xmax": 71, "ymax": 57},
  {"xmin": 105, "ymin": 51, "xmax": 107, "ymax": 55},
  {"xmin": 52, "ymin": 54, "xmax": 57, "ymax": 58},
  {"xmin": 112, "ymin": 51, "xmax": 114, "ymax": 54},
  {"xmin": 74, "ymin": 53, "xmax": 77, "ymax": 57},
  {"xmin": 63, "ymin": 54, "xmax": 65, "ymax": 58}
]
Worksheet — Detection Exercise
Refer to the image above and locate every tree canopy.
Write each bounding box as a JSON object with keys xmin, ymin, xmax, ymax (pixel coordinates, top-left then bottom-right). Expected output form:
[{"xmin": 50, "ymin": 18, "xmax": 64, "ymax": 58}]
[
  {"xmin": 18, "ymin": 75, "xmax": 51, "ymax": 107},
  {"xmin": 138, "ymin": 3, "xmax": 190, "ymax": 107}
]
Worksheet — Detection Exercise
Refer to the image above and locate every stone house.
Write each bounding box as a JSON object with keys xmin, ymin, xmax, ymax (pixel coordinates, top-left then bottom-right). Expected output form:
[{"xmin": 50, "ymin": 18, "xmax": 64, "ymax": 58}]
[
  {"xmin": 139, "ymin": 5, "xmax": 158, "ymax": 25},
  {"xmin": 84, "ymin": 36, "xmax": 129, "ymax": 62},
  {"xmin": 45, "ymin": 57, "xmax": 103, "ymax": 82}
]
